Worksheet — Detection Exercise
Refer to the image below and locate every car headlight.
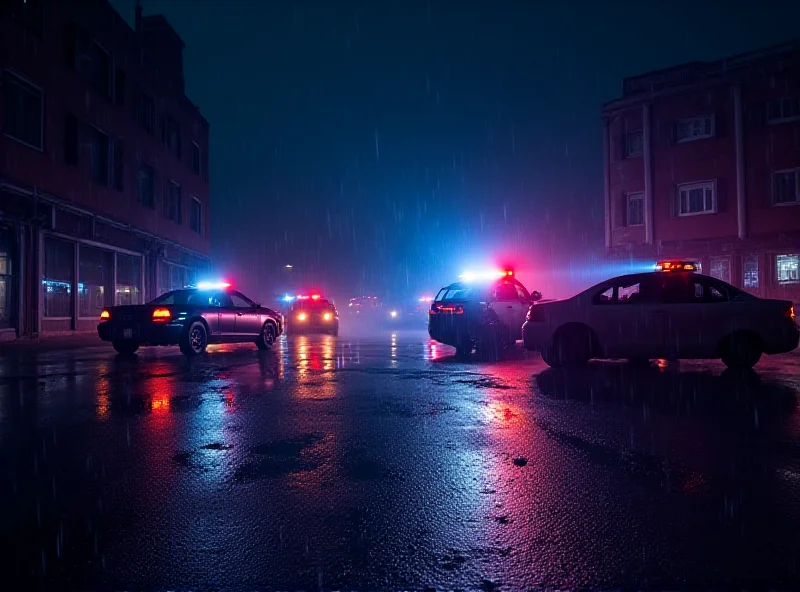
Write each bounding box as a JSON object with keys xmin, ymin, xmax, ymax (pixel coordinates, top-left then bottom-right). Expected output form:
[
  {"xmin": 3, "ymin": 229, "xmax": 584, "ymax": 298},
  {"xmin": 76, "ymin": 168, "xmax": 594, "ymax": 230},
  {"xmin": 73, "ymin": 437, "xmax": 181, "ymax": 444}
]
[
  {"xmin": 297, "ymin": 312, "xmax": 307, "ymax": 321},
  {"xmin": 390, "ymin": 310, "xmax": 398, "ymax": 318},
  {"xmin": 323, "ymin": 312, "xmax": 332, "ymax": 321}
]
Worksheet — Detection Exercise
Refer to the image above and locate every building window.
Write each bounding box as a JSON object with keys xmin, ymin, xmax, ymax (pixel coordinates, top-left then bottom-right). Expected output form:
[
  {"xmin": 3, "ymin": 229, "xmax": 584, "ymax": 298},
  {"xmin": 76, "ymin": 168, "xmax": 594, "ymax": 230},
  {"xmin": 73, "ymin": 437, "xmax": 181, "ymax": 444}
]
[
  {"xmin": 767, "ymin": 98, "xmax": 800, "ymax": 124},
  {"xmin": 138, "ymin": 165, "xmax": 155, "ymax": 208},
  {"xmin": 773, "ymin": 169, "xmax": 800, "ymax": 205},
  {"xmin": 2, "ymin": 71, "xmax": 43, "ymax": 150},
  {"xmin": 114, "ymin": 69, "xmax": 126, "ymax": 106},
  {"xmin": 191, "ymin": 142, "xmax": 201, "ymax": 175},
  {"xmin": 137, "ymin": 93, "xmax": 155, "ymax": 135},
  {"xmin": 625, "ymin": 130, "xmax": 643, "ymax": 158},
  {"xmin": 776, "ymin": 254, "xmax": 799, "ymax": 285},
  {"xmin": 678, "ymin": 181, "xmax": 715, "ymax": 216},
  {"xmin": 43, "ymin": 237, "xmax": 74, "ymax": 318},
  {"xmin": 0, "ymin": 228, "xmax": 14, "ymax": 330},
  {"xmin": 75, "ymin": 33, "xmax": 111, "ymax": 98},
  {"xmin": 162, "ymin": 116, "xmax": 182, "ymax": 159},
  {"xmin": 78, "ymin": 246, "xmax": 113, "ymax": 318},
  {"xmin": 626, "ymin": 192, "xmax": 644, "ymax": 226},
  {"xmin": 115, "ymin": 254, "xmax": 142, "ymax": 305},
  {"xmin": 743, "ymin": 255, "xmax": 759, "ymax": 289},
  {"xmin": 709, "ymin": 257, "xmax": 731, "ymax": 284},
  {"xmin": 111, "ymin": 138, "xmax": 124, "ymax": 191},
  {"xmin": 190, "ymin": 197, "xmax": 203, "ymax": 234},
  {"xmin": 160, "ymin": 263, "xmax": 188, "ymax": 294},
  {"xmin": 90, "ymin": 127, "xmax": 110, "ymax": 186},
  {"xmin": 167, "ymin": 181, "xmax": 182, "ymax": 224},
  {"xmin": 676, "ymin": 115, "xmax": 714, "ymax": 143},
  {"xmin": 10, "ymin": 0, "xmax": 44, "ymax": 37},
  {"xmin": 64, "ymin": 112, "xmax": 79, "ymax": 166}
]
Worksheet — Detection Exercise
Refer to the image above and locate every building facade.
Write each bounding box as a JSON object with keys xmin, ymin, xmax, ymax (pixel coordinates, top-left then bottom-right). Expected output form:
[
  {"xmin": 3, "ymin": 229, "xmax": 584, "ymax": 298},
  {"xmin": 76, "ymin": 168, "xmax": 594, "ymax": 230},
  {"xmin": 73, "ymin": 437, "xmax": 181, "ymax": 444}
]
[
  {"xmin": 603, "ymin": 42, "xmax": 800, "ymax": 304},
  {"xmin": 0, "ymin": 0, "xmax": 210, "ymax": 339}
]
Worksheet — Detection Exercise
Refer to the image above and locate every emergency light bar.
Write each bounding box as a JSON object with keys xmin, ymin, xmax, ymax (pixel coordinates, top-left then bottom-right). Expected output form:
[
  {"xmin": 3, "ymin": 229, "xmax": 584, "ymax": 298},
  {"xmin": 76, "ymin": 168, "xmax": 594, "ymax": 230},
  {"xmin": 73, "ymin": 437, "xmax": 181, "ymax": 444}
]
[
  {"xmin": 459, "ymin": 268, "xmax": 514, "ymax": 281},
  {"xmin": 195, "ymin": 281, "xmax": 231, "ymax": 290},
  {"xmin": 655, "ymin": 260, "xmax": 698, "ymax": 272}
]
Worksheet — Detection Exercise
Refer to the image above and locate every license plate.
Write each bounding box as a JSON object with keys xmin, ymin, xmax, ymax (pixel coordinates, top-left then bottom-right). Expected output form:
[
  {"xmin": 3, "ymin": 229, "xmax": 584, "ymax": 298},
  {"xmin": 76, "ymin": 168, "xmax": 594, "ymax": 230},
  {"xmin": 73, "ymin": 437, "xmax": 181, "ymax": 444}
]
[{"xmin": 123, "ymin": 328, "xmax": 133, "ymax": 339}]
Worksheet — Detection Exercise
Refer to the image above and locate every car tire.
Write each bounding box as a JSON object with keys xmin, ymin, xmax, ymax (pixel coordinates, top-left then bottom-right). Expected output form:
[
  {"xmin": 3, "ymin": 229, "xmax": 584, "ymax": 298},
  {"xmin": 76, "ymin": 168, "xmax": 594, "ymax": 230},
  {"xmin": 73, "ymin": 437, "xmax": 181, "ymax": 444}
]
[
  {"xmin": 455, "ymin": 343, "xmax": 472, "ymax": 359},
  {"xmin": 180, "ymin": 321, "xmax": 208, "ymax": 357},
  {"xmin": 540, "ymin": 347, "xmax": 562, "ymax": 368},
  {"xmin": 720, "ymin": 332, "xmax": 762, "ymax": 370},
  {"xmin": 113, "ymin": 341, "xmax": 139, "ymax": 355},
  {"xmin": 256, "ymin": 322, "xmax": 277, "ymax": 350},
  {"xmin": 554, "ymin": 325, "xmax": 593, "ymax": 367}
]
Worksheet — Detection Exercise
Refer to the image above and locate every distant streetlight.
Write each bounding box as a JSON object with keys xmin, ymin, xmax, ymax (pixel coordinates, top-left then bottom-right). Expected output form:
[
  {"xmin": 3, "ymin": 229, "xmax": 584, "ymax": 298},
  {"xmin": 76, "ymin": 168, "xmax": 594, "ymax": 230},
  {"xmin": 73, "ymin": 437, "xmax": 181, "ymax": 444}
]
[{"xmin": 284, "ymin": 265, "xmax": 293, "ymax": 269}]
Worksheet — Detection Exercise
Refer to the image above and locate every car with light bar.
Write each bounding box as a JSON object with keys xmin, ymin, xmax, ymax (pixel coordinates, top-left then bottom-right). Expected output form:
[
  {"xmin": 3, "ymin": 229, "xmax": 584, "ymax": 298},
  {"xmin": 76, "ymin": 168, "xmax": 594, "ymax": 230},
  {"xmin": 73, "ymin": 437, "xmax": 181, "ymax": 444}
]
[
  {"xmin": 97, "ymin": 282, "xmax": 284, "ymax": 356},
  {"xmin": 428, "ymin": 268, "xmax": 543, "ymax": 357},
  {"xmin": 522, "ymin": 260, "xmax": 799, "ymax": 369},
  {"xmin": 287, "ymin": 294, "xmax": 339, "ymax": 336}
]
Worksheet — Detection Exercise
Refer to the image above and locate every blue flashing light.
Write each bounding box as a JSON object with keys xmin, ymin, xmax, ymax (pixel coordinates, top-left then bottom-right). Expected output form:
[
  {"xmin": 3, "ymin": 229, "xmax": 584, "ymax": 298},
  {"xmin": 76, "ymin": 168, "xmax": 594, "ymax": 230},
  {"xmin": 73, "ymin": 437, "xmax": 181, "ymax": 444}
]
[{"xmin": 282, "ymin": 294, "xmax": 295, "ymax": 302}]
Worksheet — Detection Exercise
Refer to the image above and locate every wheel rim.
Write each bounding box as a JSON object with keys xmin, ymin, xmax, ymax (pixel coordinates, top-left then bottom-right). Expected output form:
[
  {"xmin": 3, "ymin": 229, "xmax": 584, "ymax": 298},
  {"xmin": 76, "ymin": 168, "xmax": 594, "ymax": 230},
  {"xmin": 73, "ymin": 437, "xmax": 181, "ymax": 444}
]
[
  {"xmin": 263, "ymin": 325, "xmax": 275, "ymax": 346},
  {"xmin": 190, "ymin": 326, "xmax": 205, "ymax": 352}
]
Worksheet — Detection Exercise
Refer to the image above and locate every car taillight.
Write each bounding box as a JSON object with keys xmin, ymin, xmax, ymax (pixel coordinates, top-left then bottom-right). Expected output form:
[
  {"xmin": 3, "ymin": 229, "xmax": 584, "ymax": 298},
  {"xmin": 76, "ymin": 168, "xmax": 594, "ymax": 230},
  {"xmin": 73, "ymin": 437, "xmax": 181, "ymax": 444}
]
[
  {"xmin": 99, "ymin": 309, "xmax": 110, "ymax": 320},
  {"xmin": 787, "ymin": 305, "xmax": 796, "ymax": 323},
  {"xmin": 152, "ymin": 308, "xmax": 171, "ymax": 322},
  {"xmin": 429, "ymin": 304, "xmax": 440, "ymax": 315},
  {"xmin": 526, "ymin": 305, "xmax": 545, "ymax": 322}
]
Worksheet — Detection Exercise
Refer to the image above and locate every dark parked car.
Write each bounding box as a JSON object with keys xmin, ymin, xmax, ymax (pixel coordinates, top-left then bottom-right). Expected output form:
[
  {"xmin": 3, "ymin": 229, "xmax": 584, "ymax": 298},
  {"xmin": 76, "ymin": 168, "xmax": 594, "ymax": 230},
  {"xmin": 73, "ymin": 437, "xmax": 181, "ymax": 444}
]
[{"xmin": 97, "ymin": 284, "xmax": 284, "ymax": 356}]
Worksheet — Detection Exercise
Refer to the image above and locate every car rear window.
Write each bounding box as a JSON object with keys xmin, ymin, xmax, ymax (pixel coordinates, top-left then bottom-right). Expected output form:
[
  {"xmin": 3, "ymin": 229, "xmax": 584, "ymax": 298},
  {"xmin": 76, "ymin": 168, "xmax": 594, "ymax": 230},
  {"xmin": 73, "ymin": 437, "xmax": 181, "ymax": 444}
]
[{"xmin": 436, "ymin": 286, "xmax": 475, "ymax": 302}]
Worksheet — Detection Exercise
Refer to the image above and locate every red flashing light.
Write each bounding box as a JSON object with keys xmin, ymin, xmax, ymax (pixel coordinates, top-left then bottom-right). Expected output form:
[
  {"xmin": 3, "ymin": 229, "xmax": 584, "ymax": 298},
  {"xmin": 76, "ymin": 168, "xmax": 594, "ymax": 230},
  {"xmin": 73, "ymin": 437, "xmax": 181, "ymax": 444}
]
[
  {"xmin": 152, "ymin": 308, "xmax": 172, "ymax": 322},
  {"xmin": 99, "ymin": 309, "xmax": 110, "ymax": 320},
  {"xmin": 505, "ymin": 270, "xmax": 514, "ymax": 277},
  {"xmin": 656, "ymin": 260, "xmax": 697, "ymax": 272}
]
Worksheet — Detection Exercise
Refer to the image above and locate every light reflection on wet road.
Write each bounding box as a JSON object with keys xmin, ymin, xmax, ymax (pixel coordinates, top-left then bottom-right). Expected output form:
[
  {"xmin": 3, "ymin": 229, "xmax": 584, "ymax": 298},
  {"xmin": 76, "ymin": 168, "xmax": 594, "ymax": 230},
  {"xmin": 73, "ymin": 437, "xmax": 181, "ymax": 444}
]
[{"xmin": 1, "ymin": 330, "xmax": 800, "ymax": 590}]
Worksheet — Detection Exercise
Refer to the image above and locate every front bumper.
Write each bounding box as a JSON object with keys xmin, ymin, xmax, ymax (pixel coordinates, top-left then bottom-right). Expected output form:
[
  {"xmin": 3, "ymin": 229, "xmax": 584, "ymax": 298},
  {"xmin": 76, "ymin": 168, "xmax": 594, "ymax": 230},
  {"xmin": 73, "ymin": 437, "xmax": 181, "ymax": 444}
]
[
  {"xmin": 98, "ymin": 321, "xmax": 184, "ymax": 345},
  {"xmin": 765, "ymin": 325, "xmax": 800, "ymax": 355}
]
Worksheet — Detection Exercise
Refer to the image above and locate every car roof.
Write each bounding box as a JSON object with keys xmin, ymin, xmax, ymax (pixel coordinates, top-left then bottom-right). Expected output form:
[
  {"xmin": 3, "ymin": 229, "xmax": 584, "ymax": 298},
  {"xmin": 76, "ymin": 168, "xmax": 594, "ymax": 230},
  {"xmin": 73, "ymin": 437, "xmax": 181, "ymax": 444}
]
[{"xmin": 584, "ymin": 270, "xmax": 736, "ymax": 293}]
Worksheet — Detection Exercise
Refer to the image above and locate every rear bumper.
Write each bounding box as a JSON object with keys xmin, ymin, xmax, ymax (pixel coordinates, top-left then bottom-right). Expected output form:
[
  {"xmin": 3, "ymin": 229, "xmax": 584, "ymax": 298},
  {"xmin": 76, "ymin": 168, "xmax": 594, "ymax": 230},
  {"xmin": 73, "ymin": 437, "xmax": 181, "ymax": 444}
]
[
  {"xmin": 428, "ymin": 315, "xmax": 480, "ymax": 347},
  {"xmin": 522, "ymin": 321, "xmax": 549, "ymax": 351},
  {"xmin": 289, "ymin": 320, "xmax": 338, "ymax": 333},
  {"xmin": 98, "ymin": 321, "xmax": 184, "ymax": 345},
  {"xmin": 764, "ymin": 325, "xmax": 800, "ymax": 355}
]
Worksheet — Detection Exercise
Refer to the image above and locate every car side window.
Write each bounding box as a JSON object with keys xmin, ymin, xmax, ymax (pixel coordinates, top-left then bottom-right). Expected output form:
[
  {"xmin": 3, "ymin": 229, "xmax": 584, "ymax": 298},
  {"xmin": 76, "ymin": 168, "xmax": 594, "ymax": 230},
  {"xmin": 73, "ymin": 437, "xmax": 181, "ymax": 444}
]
[
  {"xmin": 495, "ymin": 282, "xmax": 518, "ymax": 301},
  {"xmin": 230, "ymin": 293, "xmax": 252, "ymax": 308},
  {"xmin": 693, "ymin": 280, "xmax": 729, "ymax": 303},
  {"xmin": 215, "ymin": 293, "xmax": 234, "ymax": 308},
  {"xmin": 594, "ymin": 280, "xmax": 650, "ymax": 304},
  {"xmin": 595, "ymin": 286, "xmax": 614, "ymax": 304},
  {"xmin": 515, "ymin": 284, "xmax": 530, "ymax": 301}
]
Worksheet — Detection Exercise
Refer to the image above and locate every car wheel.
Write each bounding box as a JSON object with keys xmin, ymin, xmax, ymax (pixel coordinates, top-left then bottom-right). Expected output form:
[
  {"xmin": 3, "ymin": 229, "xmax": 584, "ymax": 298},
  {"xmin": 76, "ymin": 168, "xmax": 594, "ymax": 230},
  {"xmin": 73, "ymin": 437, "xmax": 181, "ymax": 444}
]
[
  {"xmin": 113, "ymin": 341, "xmax": 139, "ymax": 355},
  {"xmin": 455, "ymin": 343, "xmax": 472, "ymax": 358},
  {"xmin": 721, "ymin": 332, "xmax": 762, "ymax": 370},
  {"xmin": 554, "ymin": 325, "xmax": 593, "ymax": 367},
  {"xmin": 180, "ymin": 321, "xmax": 208, "ymax": 357},
  {"xmin": 540, "ymin": 347, "xmax": 562, "ymax": 368},
  {"xmin": 256, "ymin": 322, "xmax": 277, "ymax": 350}
]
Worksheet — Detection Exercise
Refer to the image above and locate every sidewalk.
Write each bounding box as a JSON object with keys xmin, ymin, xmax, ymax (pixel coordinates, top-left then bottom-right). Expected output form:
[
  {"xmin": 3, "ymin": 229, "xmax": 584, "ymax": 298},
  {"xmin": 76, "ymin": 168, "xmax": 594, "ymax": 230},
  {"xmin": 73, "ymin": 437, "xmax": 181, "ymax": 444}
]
[{"xmin": 0, "ymin": 332, "xmax": 106, "ymax": 353}]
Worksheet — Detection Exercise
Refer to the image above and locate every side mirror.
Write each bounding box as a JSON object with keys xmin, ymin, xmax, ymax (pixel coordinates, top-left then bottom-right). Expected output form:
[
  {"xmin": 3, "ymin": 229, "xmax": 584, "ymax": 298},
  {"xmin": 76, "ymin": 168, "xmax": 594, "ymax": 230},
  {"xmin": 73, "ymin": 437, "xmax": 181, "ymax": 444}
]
[
  {"xmin": 530, "ymin": 291, "xmax": 542, "ymax": 302},
  {"xmin": 255, "ymin": 302, "xmax": 261, "ymax": 308}
]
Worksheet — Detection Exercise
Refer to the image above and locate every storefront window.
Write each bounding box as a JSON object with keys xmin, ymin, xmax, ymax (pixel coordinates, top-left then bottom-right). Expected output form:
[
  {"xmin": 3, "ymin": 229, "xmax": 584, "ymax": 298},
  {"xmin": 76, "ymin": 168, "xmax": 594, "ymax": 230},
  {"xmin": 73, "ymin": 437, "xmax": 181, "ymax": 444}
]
[
  {"xmin": 0, "ymin": 228, "xmax": 13, "ymax": 330},
  {"xmin": 160, "ymin": 262, "xmax": 188, "ymax": 295},
  {"xmin": 115, "ymin": 253, "xmax": 142, "ymax": 305},
  {"xmin": 43, "ymin": 237, "xmax": 74, "ymax": 317},
  {"xmin": 79, "ymin": 246, "xmax": 113, "ymax": 318}
]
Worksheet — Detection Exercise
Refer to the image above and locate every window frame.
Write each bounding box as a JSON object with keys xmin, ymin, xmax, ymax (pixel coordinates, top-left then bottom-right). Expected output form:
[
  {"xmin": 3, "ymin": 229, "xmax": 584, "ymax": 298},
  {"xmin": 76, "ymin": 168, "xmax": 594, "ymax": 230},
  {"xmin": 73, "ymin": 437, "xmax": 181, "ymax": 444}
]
[
  {"xmin": 138, "ymin": 164, "xmax": 156, "ymax": 209},
  {"xmin": 675, "ymin": 114, "xmax": 715, "ymax": 143},
  {"xmin": 767, "ymin": 98, "xmax": 800, "ymax": 125},
  {"xmin": 191, "ymin": 142, "xmax": 201, "ymax": 175},
  {"xmin": 89, "ymin": 125, "xmax": 110, "ymax": 186},
  {"xmin": 677, "ymin": 180, "xmax": 716, "ymax": 217},
  {"xmin": 776, "ymin": 253, "xmax": 800, "ymax": 285},
  {"xmin": 626, "ymin": 192, "xmax": 644, "ymax": 227},
  {"xmin": 624, "ymin": 130, "xmax": 643, "ymax": 158},
  {"xmin": 137, "ymin": 92, "xmax": 156, "ymax": 135},
  {"xmin": 167, "ymin": 180, "xmax": 182, "ymax": 224},
  {"xmin": 743, "ymin": 254, "xmax": 759, "ymax": 289},
  {"xmin": 2, "ymin": 69, "xmax": 44, "ymax": 151},
  {"xmin": 190, "ymin": 196, "xmax": 203, "ymax": 235},
  {"xmin": 772, "ymin": 168, "xmax": 800, "ymax": 206},
  {"xmin": 709, "ymin": 256, "xmax": 731, "ymax": 284}
]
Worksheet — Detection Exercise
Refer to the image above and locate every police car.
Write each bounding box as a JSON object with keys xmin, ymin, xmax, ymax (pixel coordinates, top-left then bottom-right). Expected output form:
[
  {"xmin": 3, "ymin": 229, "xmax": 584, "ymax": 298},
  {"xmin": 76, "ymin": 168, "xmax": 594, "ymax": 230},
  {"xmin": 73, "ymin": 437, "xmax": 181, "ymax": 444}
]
[
  {"xmin": 522, "ymin": 260, "xmax": 799, "ymax": 369},
  {"xmin": 428, "ymin": 269, "xmax": 543, "ymax": 357},
  {"xmin": 285, "ymin": 294, "xmax": 339, "ymax": 336}
]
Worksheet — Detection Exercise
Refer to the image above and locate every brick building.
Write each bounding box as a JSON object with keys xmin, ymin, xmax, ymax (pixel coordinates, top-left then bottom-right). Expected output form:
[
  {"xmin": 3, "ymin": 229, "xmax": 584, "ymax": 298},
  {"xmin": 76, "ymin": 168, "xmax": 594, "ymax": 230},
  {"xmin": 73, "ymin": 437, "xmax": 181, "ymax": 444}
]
[
  {"xmin": 602, "ymin": 42, "xmax": 800, "ymax": 304},
  {"xmin": 0, "ymin": 0, "xmax": 210, "ymax": 339}
]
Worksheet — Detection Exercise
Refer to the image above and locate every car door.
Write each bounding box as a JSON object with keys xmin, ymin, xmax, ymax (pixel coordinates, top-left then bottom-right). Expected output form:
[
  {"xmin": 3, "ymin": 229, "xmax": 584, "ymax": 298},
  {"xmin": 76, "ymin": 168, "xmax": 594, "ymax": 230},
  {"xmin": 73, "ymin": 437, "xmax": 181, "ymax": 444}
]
[
  {"xmin": 230, "ymin": 291, "xmax": 263, "ymax": 337},
  {"xmin": 589, "ymin": 276, "xmax": 665, "ymax": 359},
  {"xmin": 215, "ymin": 292, "xmax": 237, "ymax": 338},
  {"xmin": 658, "ymin": 275, "xmax": 731, "ymax": 358},
  {"xmin": 490, "ymin": 280, "xmax": 524, "ymax": 335}
]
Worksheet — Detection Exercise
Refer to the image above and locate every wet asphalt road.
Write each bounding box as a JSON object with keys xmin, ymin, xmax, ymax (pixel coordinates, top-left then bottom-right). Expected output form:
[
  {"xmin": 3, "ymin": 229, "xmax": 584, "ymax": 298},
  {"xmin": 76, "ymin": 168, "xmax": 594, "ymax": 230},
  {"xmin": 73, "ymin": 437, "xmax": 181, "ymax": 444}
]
[{"xmin": 2, "ymin": 329, "xmax": 800, "ymax": 591}]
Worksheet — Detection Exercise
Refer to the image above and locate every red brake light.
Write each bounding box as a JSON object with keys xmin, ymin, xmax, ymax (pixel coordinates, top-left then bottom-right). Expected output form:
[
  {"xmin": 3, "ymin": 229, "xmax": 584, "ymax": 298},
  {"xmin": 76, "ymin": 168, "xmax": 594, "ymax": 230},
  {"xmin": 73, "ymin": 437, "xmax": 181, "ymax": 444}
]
[
  {"xmin": 152, "ymin": 308, "xmax": 171, "ymax": 322},
  {"xmin": 99, "ymin": 309, "xmax": 110, "ymax": 320},
  {"xmin": 787, "ymin": 305, "xmax": 796, "ymax": 323}
]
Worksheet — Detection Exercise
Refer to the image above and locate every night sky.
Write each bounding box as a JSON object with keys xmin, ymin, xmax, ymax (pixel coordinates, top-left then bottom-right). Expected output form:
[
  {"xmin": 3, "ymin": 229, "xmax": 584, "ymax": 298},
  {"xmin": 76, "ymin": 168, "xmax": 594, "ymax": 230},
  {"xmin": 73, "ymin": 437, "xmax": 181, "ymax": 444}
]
[{"xmin": 111, "ymin": 0, "xmax": 800, "ymax": 302}]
